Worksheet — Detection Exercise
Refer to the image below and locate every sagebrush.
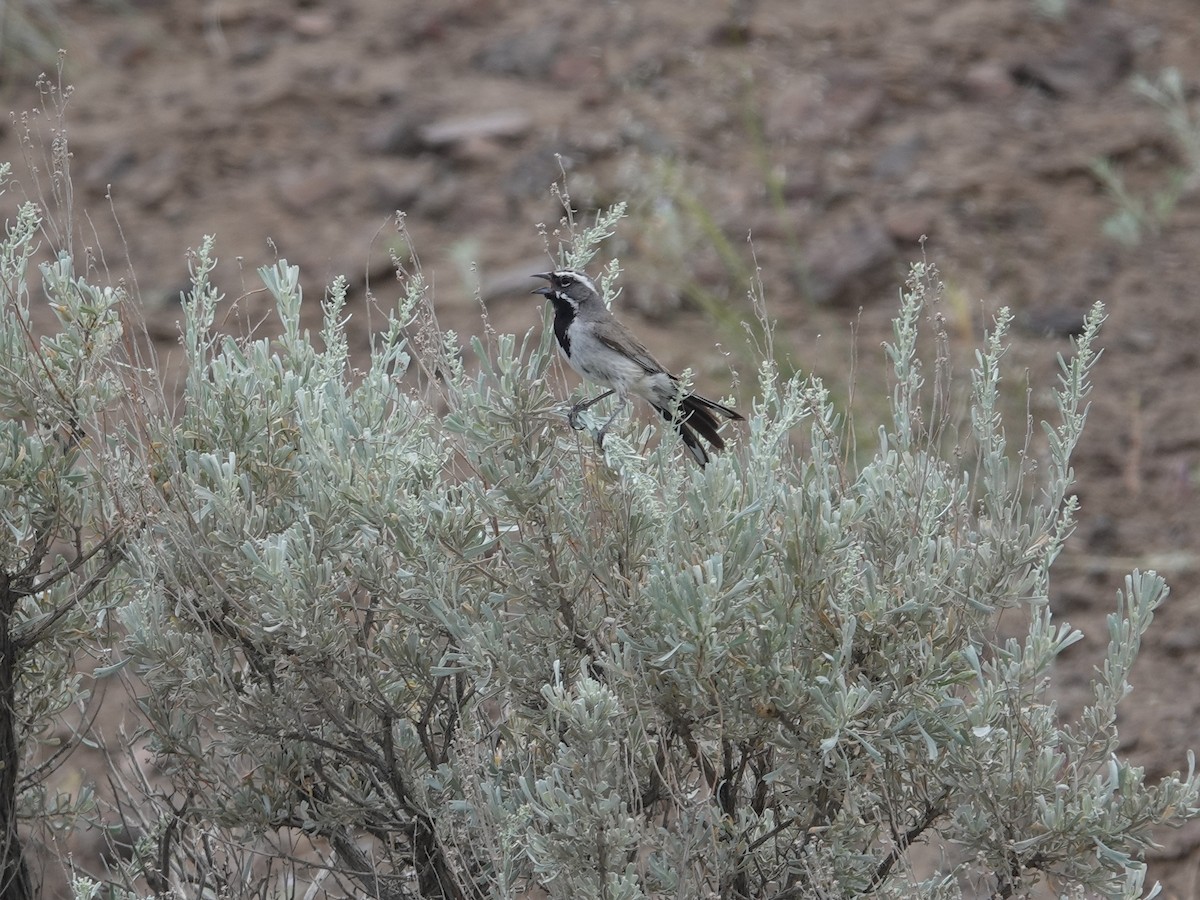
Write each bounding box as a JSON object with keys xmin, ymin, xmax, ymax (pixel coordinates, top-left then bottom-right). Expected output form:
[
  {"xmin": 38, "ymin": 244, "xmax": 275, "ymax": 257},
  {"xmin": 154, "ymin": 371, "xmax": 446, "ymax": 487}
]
[{"xmin": 0, "ymin": 178, "xmax": 1195, "ymax": 900}]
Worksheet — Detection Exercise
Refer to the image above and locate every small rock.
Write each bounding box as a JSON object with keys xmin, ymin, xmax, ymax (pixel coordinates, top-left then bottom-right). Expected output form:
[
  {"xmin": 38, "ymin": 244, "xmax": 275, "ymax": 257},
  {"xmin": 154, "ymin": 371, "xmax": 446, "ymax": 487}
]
[
  {"xmin": 619, "ymin": 120, "xmax": 674, "ymax": 156},
  {"xmin": 363, "ymin": 109, "xmax": 425, "ymax": 157},
  {"xmin": 399, "ymin": 5, "xmax": 495, "ymax": 48},
  {"xmin": 927, "ymin": 0, "xmax": 1022, "ymax": 58},
  {"xmin": 764, "ymin": 78, "xmax": 818, "ymax": 142},
  {"xmin": 506, "ymin": 146, "xmax": 577, "ymax": 203},
  {"xmin": 709, "ymin": 0, "xmax": 754, "ymax": 45},
  {"xmin": 780, "ymin": 163, "xmax": 824, "ymax": 202},
  {"xmin": 448, "ymin": 136, "xmax": 508, "ymax": 167},
  {"xmin": 229, "ymin": 35, "xmax": 273, "ymax": 66},
  {"xmin": 412, "ymin": 176, "xmax": 460, "ymax": 222},
  {"xmin": 1011, "ymin": 12, "xmax": 1134, "ymax": 98},
  {"xmin": 130, "ymin": 149, "xmax": 183, "ymax": 209},
  {"xmin": 473, "ymin": 26, "xmax": 562, "ymax": 80},
  {"xmin": 1053, "ymin": 587, "xmax": 1094, "ymax": 612},
  {"xmin": 1119, "ymin": 329, "xmax": 1157, "ymax": 352},
  {"xmin": 293, "ymin": 11, "xmax": 336, "ymax": 39},
  {"xmin": 962, "ymin": 62, "xmax": 1017, "ymax": 101},
  {"xmin": 550, "ymin": 52, "xmax": 605, "ymax": 89},
  {"xmin": 1083, "ymin": 515, "xmax": 1119, "ymax": 554},
  {"xmin": 102, "ymin": 31, "xmax": 156, "ymax": 69},
  {"xmin": 368, "ymin": 159, "xmax": 438, "ymax": 211},
  {"xmin": 1162, "ymin": 627, "xmax": 1200, "ymax": 657},
  {"xmin": 84, "ymin": 145, "xmax": 137, "ymax": 193},
  {"xmin": 803, "ymin": 218, "xmax": 896, "ymax": 306},
  {"xmin": 873, "ymin": 132, "xmax": 926, "ymax": 181},
  {"xmin": 882, "ymin": 205, "xmax": 936, "ymax": 244},
  {"xmin": 418, "ymin": 110, "xmax": 533, "ymax": 149}
]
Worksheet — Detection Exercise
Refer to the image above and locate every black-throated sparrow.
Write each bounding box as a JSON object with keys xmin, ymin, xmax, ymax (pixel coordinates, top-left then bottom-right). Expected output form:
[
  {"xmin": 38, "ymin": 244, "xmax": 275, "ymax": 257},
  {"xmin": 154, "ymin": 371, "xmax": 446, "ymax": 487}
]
[{"xmin": 532, "ymin": 269, "xmax": 742, "ymax": 466}]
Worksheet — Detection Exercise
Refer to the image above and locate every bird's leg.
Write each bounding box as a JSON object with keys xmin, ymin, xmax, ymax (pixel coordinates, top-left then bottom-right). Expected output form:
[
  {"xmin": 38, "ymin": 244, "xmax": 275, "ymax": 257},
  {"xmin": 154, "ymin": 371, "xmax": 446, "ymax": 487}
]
[
  {"xmin": 595, "ymin": 396, "xmax": 628, "ymax": 447},
  {"xmin": 568, "ymin": 389, "xmax": 614, "ymax": 431}
]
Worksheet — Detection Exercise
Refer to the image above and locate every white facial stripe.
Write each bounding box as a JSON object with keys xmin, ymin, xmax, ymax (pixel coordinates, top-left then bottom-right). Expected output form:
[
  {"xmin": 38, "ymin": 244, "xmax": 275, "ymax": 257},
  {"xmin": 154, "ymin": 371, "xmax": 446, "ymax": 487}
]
[{"xmin": 553, "ymin": 270, "xmax": 597, "ymax": 295}]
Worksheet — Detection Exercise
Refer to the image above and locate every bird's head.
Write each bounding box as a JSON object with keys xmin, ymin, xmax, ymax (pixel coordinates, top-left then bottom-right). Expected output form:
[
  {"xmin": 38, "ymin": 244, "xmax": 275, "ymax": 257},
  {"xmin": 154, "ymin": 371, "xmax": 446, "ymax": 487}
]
[{"xmin": 531, "ymin": 270, "xmax": 600, "ymax": 308}]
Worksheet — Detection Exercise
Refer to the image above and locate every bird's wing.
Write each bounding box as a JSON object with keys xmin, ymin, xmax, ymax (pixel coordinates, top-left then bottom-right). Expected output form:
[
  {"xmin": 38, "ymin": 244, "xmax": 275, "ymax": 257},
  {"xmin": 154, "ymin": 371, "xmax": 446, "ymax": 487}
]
[{"xmin": 591, "ymin": 319, "xmax": 668, "ymax": 375}]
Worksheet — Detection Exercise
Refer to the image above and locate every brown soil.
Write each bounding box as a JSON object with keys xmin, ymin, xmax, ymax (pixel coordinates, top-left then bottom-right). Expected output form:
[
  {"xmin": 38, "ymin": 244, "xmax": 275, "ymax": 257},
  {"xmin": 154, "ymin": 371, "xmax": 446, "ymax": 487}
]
[{"xmin": 8, "ymin": 0, "xmax": 1200, "ymax": 895}]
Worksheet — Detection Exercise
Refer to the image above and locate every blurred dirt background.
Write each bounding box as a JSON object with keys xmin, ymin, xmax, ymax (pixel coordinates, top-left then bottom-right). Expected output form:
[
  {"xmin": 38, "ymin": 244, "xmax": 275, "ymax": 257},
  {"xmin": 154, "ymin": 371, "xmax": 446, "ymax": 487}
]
[{"xmin": 5, "ymin": 0, "xmax": 1200, "ymax": 895}]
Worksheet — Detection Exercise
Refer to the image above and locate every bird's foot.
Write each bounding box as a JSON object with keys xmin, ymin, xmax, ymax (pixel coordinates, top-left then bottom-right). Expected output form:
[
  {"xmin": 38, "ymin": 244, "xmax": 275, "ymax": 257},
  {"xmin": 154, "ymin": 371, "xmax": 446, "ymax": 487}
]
[{"xmin": 567, "ymin": 403, "xmax": 585, "ymax": 431}]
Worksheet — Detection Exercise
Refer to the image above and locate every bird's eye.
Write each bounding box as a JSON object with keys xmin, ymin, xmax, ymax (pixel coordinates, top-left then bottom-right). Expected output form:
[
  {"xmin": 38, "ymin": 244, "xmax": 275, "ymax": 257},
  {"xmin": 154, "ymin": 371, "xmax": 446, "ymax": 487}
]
[{"xmin": 555, "ymin": 273, "xmax": 573, "ymax": 287}]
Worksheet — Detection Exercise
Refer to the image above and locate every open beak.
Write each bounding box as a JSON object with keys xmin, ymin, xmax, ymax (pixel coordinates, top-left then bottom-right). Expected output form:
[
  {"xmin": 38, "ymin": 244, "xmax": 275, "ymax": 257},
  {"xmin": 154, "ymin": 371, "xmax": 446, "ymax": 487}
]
[{"xmin": 531, "ymin": 272, "xmax": 552, "ymax": 296}]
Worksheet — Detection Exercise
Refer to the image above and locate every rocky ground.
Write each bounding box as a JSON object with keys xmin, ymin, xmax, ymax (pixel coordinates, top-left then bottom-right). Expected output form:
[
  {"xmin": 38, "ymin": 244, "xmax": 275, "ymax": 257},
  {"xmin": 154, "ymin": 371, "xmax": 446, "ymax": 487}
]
[{"xmin": 6, "ymin": 0, "xmax": 1200, "ymax": 895}]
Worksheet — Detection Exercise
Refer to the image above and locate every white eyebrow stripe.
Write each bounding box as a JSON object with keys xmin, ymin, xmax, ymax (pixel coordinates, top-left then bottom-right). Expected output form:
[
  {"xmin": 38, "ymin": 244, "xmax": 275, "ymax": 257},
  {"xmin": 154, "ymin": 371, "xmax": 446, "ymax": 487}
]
[{"xmin": 553, "ymin": 270, "xmax": 597, "ymax": 295}]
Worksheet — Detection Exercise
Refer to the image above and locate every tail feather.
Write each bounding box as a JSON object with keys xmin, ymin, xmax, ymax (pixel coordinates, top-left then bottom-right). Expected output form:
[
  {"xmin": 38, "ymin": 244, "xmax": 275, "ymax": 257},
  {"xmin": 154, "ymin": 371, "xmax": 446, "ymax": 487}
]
[
  {"xmin": 655, "ymin": 391, "xmax": 742, "ymax": 466},
  {"xmin": 668, "ymin": 415, "xmax": 710, "ymax": 467}
]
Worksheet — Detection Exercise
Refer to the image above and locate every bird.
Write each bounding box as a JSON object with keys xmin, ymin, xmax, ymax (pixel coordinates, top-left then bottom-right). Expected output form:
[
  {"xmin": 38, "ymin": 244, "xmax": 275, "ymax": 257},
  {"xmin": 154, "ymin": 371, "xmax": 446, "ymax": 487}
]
[{"xmin": 532, "ymin": 269, "xmax": 743, "ymax": 466}]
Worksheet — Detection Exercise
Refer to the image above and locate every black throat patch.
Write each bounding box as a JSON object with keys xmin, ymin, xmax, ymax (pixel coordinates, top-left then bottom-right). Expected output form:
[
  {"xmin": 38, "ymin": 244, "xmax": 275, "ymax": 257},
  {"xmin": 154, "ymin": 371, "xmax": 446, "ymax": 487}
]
[{"xmin": 550, "ymin": 295, "xmax": 575, "ymax": 356}]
